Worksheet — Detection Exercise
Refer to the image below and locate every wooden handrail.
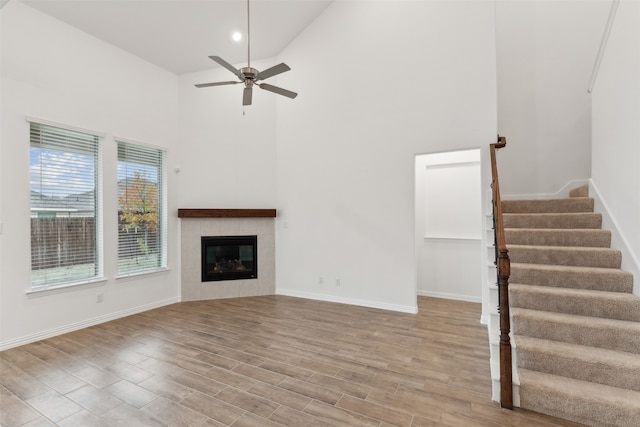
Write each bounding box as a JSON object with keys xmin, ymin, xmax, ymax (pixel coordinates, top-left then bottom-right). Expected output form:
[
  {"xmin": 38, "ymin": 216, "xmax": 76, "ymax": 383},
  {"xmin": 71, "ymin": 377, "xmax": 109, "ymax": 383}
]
[{"xmin": 490, "ymin": 135, "xmax": 513, "ymax": 409}]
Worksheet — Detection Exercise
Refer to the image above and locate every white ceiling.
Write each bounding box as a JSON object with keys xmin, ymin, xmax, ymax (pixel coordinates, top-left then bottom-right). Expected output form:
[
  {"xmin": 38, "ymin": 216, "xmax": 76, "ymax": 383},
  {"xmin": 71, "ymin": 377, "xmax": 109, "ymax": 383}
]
[{"xmin": 18, "ymin": 0, "xmax": 333, "ymax": 75}]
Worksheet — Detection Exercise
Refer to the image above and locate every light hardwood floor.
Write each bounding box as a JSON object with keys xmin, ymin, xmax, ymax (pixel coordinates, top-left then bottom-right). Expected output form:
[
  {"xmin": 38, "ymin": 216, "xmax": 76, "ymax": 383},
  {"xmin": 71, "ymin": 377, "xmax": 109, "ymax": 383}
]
[{"xmin": 0, "ymin": 296, "xmax": 584, "ymax": 426}]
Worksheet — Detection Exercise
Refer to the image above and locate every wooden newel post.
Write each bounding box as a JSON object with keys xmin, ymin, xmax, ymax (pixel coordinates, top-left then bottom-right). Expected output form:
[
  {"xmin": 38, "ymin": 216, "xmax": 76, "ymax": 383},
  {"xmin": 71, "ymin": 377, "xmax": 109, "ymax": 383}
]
[
  {"xmin": 497, "ymin": 248, "xmax": 513, "ymax": 409},
  {"xmin": 491, "ymin": 136, "xmax": 512, "ymax": 409}
]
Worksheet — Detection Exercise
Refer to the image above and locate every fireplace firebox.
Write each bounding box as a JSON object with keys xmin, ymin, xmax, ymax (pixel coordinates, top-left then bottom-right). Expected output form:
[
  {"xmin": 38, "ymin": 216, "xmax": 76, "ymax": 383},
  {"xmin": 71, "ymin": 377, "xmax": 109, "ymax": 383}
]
[{"xmin": 201, "ymin": 235, "xmax": 257, "ymax": 282}]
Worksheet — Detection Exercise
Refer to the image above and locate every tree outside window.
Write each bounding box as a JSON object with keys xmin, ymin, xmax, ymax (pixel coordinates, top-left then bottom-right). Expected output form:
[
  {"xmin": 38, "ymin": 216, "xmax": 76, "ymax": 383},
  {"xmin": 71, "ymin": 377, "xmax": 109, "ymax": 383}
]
[
  {"xmin": 117, "ymin": 142, "xmax": 166, "ymax": 275},
  {"xmin": 119, "ymin": 171, "xmax": 158, "ymax": 255}
]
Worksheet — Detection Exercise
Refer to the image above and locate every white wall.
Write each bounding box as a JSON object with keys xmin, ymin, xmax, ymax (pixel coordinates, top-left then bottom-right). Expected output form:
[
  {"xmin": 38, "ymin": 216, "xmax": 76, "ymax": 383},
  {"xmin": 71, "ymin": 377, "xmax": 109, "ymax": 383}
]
[
  {"xmin": 496, "ymin": 0, "xmax": 610, "ymax": 196},
  {"xmin": 415, "ymin": 150, "xmax": 483, "ymax": 303},
  {"xmin": 0, "ymin": 2, "xmax": 181, "ymax": 348},
  {"xmin": 176, "ymin": 60, "xmax": 279, "ymax": 209},
  {"xmin": 274, "ymin": 1, "xmax": 497, "ymax": 312},
  {"xmin": 591, "ymin": 0, "xmax": 640, "ymax": 295}
]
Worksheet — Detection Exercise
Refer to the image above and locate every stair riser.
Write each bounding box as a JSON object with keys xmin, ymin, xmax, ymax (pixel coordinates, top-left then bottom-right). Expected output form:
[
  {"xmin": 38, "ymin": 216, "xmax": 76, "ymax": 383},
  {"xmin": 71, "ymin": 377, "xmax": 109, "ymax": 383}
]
[
  {"xmin": 510, "ymin": 265, "xmax": 634, "ymax": 293},
  {"xmin": 517, "ymin": 348, "xmax": 640, "ymax": 392},
  {"xmin": 519, "ymin": 384, "xmax": 639, "ymax": 427},
  {"xmin": 502, "ymin": 198, "xmax": 594, "ymax": 214},
  {"xmin": 503, "ymin": 213, "xmax": 602, "ymax": 229},
  {"xmin": 512, "ymin": 314, "xmax": 640, "ymax": 354},
  {"xmin": 509, "ymin": 247, "xmax": 622, "ymax": 269},
  {"xmin": 510, "ymin": 288, "xmax": 640, "ymax": 322},
  {"xmin": 505, "ymin": 229, "xmax": 611, "ymax": 247}
]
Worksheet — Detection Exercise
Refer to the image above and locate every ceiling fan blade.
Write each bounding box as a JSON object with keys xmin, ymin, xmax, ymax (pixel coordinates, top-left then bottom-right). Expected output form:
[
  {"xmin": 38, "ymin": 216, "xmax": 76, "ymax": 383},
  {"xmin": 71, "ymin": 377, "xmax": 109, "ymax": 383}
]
[
  {"xmin": 208, "ymin": 55, "xmax": 241, "ymax": 77},
  {"xmin": 195, "ymin": 81, "xmax": 240, "ymax": 88},
  {"xmin": 257, "ymin": 63, "xmax": 291, "ymax": 81},
  {"xmin": 259, "ymin": 83, "xmax": 298, "ymax": 99},
  {"xmin": 243, "ymin": 87, "xmax": 253, "ymax": 106}
]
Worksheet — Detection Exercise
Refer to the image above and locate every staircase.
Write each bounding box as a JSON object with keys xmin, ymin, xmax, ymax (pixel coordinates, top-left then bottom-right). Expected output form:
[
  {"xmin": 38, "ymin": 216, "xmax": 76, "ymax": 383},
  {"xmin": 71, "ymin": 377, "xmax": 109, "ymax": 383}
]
[{"xmin": 503, "ymin": 185, "xmax": 640, "ymax": 427}]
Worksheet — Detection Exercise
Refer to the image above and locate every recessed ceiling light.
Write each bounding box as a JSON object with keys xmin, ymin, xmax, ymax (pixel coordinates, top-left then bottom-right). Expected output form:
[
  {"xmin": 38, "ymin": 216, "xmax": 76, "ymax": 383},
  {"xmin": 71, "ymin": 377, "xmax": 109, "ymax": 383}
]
[{"xmin": 232, "ymin": 32, "xmax": 242, "ymax": 42}]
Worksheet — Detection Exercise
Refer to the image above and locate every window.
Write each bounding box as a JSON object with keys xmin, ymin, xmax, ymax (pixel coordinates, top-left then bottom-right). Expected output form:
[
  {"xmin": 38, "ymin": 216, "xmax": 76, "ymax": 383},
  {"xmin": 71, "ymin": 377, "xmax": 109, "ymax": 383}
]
[
  {"xmin": 117, "ymin": 141, "xmax": 166, "ymax": 275},
  {"xmin": 29, "ymin": 121, "xmax": 102, "ymax": 287}
]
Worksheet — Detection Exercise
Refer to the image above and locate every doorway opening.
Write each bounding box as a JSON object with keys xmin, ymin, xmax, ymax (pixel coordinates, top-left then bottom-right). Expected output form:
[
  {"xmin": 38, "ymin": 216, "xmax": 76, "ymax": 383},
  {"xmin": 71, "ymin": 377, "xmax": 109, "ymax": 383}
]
[{"xmin": 414, "ymin": 148, "xmax": 483, "ymax": 302}]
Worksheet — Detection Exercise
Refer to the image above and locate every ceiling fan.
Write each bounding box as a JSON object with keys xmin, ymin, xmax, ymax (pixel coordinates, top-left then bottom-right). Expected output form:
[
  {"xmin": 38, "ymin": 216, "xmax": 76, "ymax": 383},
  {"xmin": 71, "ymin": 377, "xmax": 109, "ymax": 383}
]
[{"xmin": 195, "ymin": 0, "xmax": 298, "ymax": 106}]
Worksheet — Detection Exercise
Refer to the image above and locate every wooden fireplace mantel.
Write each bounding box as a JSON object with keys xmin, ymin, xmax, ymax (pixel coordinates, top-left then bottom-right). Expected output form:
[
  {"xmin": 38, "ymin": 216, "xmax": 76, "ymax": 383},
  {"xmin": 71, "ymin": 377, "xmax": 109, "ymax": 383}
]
[{"xmin": 177, "ymin": 208, "xmax": 277, "ymax": 218}]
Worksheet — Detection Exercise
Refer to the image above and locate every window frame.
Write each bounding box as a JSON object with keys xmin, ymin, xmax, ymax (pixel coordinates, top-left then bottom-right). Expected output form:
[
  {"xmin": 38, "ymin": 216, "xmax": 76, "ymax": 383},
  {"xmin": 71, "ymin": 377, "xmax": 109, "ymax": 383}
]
[
  {"xmin": 116, "ymin": 138, "xmax": 168, "ymax": 277},
  {"xmin": 28, "ymin": 118, "xmax": 105, "ymax": 290}
]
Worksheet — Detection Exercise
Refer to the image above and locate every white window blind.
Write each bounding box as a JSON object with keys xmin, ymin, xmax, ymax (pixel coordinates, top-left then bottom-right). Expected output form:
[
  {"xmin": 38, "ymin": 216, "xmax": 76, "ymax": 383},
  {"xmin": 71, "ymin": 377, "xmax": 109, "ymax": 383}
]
[
  {"xmin": 29, "ymin": 121, "xmax": 101, "ymax": 287},
  {"xmin": 117, "ymin": 141, "xmax": 166, "ymax": 275}
]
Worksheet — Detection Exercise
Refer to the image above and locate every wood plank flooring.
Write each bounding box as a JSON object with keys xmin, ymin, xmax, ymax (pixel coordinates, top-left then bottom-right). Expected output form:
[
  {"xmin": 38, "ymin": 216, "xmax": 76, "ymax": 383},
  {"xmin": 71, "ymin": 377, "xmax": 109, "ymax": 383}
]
[{"xmin": 0, "ymin": 296, "xmax": 584, "ymax": 426}]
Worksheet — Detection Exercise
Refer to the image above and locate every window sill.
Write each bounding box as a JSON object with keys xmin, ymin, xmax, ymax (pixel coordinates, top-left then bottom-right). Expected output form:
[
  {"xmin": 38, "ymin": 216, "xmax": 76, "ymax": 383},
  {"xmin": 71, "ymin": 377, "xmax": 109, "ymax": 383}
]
[
  {"xmin": 27, "ymin": 277, "xmax": 107, "ymax": 298},
  {"xmin": 116, "ymin": 267, "xmax": 170, "ymax": 281}
]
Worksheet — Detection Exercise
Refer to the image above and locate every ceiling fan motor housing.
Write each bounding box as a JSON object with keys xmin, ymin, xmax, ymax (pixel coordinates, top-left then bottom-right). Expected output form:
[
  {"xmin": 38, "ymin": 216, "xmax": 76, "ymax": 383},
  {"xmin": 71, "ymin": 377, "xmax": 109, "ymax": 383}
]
[{"xmin": 241, "ymin": 67, "xmax": 259, "ymax": 80}]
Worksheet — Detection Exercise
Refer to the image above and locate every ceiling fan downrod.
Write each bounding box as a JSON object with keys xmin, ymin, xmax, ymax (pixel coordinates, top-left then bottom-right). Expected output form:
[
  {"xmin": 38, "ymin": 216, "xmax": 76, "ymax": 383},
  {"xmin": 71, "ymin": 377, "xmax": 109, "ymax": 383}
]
[{"xmin": 246, "ymin": 0, "xmax": 250, "ymax": 68}]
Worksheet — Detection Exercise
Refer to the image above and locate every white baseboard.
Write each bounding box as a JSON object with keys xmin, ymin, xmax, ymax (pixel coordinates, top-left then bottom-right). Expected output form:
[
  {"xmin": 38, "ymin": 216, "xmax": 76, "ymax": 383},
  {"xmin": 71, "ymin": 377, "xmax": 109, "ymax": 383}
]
[
  {"xmin": 417, "ymin": 290, "xmax": 482, "ymax": 304},
  {"xmin": 502, "ymin": 178, "xmax": 589, "ymax": 200},
  {"xmin": 590, "ymin": 180, "xmax": 640, "ymax": 295},
  {"xmin": 0, "ymin": 297, "xmax": 181, "ymax": 351},
  {"xmin": 276, "ymin": 289, "xmax": 418, "ymax": 314}
]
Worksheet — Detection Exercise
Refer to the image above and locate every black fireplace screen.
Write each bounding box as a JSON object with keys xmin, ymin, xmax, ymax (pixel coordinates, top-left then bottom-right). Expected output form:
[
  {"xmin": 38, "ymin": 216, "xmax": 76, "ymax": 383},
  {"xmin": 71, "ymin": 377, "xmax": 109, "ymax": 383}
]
[{"xmin": 201, "ymin": 235, "xmax": 257, "ymax": 282}]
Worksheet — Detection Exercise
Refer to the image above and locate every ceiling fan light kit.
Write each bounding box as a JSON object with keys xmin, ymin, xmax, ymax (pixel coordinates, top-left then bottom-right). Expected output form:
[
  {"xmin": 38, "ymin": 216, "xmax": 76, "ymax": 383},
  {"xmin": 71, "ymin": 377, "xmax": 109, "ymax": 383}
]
[{"xmin": 195, "ymin": 0, "xmax": 298, "ymax": 106}]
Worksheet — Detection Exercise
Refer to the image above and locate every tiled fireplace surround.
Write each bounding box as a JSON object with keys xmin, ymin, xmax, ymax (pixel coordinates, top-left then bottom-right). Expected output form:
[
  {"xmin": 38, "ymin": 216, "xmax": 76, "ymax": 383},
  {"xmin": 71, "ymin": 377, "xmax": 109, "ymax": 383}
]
[{"xmin": 179, "ymin": 209, "xmax": 276, "ymax": 301}]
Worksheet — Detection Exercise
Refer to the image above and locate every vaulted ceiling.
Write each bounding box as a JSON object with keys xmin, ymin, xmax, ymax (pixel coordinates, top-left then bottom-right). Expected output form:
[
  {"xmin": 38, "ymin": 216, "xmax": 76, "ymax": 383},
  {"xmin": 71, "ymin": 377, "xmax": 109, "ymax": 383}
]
[{"xmin": 18, "ymin": 0, "xmax": 333, "ymax": 75}]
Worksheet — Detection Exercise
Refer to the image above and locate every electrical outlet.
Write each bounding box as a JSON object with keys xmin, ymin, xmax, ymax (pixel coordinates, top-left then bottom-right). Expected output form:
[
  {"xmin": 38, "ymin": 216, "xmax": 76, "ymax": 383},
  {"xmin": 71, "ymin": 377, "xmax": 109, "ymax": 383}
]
[
  {"xmin": 336, "ymin": 279, "xmax": 341, "ymax": 287},
  {"xmin": 96, "ymin": 293, "xmax": 104, "ymax": 303},
  {"xmin": 318, "ymin": 277, "xmax": 324, "ymax": 284}
]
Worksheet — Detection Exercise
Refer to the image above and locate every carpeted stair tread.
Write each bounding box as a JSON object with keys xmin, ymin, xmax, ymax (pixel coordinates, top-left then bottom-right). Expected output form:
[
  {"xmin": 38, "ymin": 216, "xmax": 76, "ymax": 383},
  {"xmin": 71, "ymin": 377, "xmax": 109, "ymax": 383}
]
[
  {"xmin": 502, "ymin": 197, "xmax": 594, "ymax": 213},
  {"xmin": 510, "ymin": 263, "xmax": 634, "ymax": 293},
  {"xmin": 510, "ymin": 284, "xmax": 640, "ymax": 321},
  {"xmin": 502, "ymin": 185, "xmax": 638, "ymax": 426},
  {"xmin": 511, "ymin": 308, "xmax": 640, "ymax": 353},
  {"xmin": 515, "ymin": 336, "xmax": 640, "ymax": 392},
  {"xmin": 518, "ymin": 369, "xmax": 640, "ymax": 427},
  {"xmin": 508, "ymin": 244, "xmax": 622, "ymax": 269},
  {"xmin": 505, "ymin": 228, "xmax": 611, "ymax": 247},
  {"xmin": 503, "ymin": 212, "xmax": 602, "ymax": 229}
]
